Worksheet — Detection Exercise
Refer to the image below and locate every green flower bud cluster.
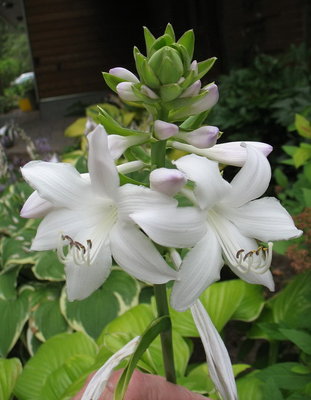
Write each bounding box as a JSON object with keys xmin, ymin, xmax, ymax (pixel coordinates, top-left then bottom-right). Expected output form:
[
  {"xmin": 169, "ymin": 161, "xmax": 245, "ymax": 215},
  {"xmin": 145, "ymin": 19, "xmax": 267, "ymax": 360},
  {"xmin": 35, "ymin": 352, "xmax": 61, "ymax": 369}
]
[{"xmin": 103, "ymin": 24, "xmax": 218, "ymax": 122}]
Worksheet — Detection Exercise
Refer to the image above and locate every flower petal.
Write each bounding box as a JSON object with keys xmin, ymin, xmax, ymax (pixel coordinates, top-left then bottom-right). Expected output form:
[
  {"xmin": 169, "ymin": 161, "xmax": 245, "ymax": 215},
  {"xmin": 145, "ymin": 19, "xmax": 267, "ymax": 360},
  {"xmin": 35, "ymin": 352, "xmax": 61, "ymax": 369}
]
[
  {"xmin": 171, "ymin": 229, "xmax": 223, "ymax": 311},
  {"xmin": 110, "ymin": 222, "xmax": 177, "ymax": 283},
  {"xmin": 20, "ymin": 190, "xmax": 54, "ymax": 218},
  {"xmin": 108, "ymin": 134, "xmax": 147, "ymax": 160},
  {"xmin": 109, "ymin": 67, "xmax": 139, "ymax": 83},
  {"xmin": 172, "ymin": 141, "xmax": 272, "ymax": 167},
  {"xmin": 191, "ymin": 300, "xmax": 237, "ymax": 400},
  {"xmin": 81, "ymin": 336, "xmax": 140, "ymax": 400},
  {"xmin": 65, "ymin": 240, "xmax": 112, "ymax": 301},
  {"xmin": 232, "ymin": 264, "xmax": 275, "ymax": 291},
  {"xmin": 174, "ymin": 154, "xmax": 231, "ymax": 209},
  {"xmin": 130, "ymin": 207, "xmax": 206, "ymax": 248},
  {"xmin": 223, "ymin": 197, "xmax": 303, "ymax": 242},
  {"xmin": 150, "ymin": 168, "xmax": 187, "ymax": 197},
  {"xmin": 87, "ymin": 125, "xmax": 119, "ymax": 200},
  {"xmin": 223, "ymin": 144, "xmax": 271, "ymax": 207},
  {"xmin": 117, "ymin": 184, "xmax": 177, "ymax": 219}
]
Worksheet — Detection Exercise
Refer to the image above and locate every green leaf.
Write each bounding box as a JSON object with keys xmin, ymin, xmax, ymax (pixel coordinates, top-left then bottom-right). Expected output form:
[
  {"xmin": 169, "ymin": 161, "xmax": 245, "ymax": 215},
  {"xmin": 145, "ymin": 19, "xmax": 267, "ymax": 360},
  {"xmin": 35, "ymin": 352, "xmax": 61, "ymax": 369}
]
[
  {"xmin": 0, "ymin": 358, "xmax": 22, "ymax": 400},
  {"xmin": 164, "ymin": 23, "xmax": 175, "ymax": 41},
  {"xmin": 143, "ymin": 27, "xmax": 156, "ymax": 57},
  {"xmin": 149, "ymin": 34, "xmax": 174, "ymax": 55},
  {"xmin": 160, "ymin": 83, "xmax": 183, "ymax": 102},
  {"xmin": 237, "ymin": 372, "xmax": 263, "ymax": 400},
  {"xmin": 279, "ymin": 328, "xmax": 311, "ymax": 355},
  {"xmin": 97, "ymin": 106, "xmax": 143, "ymax": 136},
  {"xmin": 178, "ymin": 363, "xmax": 214, "ymax": 394},
  {"xmin": 179, "ymin": 110, "xmax": 210, "ymax": 131},
  {"xmin": 113, "ymin": 316, "xmax": 170, "ymax": 400},
  {"xmin": 102, "ymin": 72, "xmax": 126, "ymax": 93},
  {"xmin": 293, "ymin": 147, "xmax": 311, "ymax": 168},
  {"xmin": 0, "ymin": 265, "xmax": 20, "ymax": 299},
  {"xmin": 262, "ymin": 378, "xmax": 284, "ymax": 400},
  {"xmin": 14, "ymin": 332, "xmax": 97, "ymax": 400},
  {"xmin": 0, "ymin": 288, "xmax": 30, "ymax": 357},
  {"xmin": 197, "ymin": 57, "xmax": 217, "ymax": 80},
  {"xmin": 61, "ymin": 270, "xmax": 139, "ymax": 339},
  {"xmin": 177, "ymin": 30, "xmax": 195, "ymax": 60},
  {"xmin": 32, "ymin": 251, "xmax": 65, "ymax": 281},
  {"xmin": 295, "ymin": 114, "xmax": 311, "ymax": 138},
  {"xmin": 282, "ymin": 145, "xmax": 298, "ymax": 156},
  {"xmin": 274, "ymin": 167, "xmax": 289, "ymax": 188},
  {"xmin": 302, "ymin": 188, "xmax": 311, "ymax": 207}
]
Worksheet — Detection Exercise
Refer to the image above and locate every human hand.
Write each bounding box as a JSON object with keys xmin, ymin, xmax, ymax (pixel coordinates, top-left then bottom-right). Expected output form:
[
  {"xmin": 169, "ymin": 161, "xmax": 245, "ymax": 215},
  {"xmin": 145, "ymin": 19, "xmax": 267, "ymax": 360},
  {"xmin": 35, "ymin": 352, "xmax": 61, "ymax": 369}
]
[{"xmin": 73, "ymin": 369, "xmax": 210, "ymax": 400}]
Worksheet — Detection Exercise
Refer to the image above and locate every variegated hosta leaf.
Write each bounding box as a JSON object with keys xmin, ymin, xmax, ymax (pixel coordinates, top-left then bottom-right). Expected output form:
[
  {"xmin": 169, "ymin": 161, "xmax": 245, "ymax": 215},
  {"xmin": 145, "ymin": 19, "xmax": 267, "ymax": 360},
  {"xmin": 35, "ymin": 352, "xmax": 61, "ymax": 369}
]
[
  {"xmin": 32, "ymin": 251, "xmax": 65, "ymax": 281},
  {"xmin": 169, "ymin": 279, "xmax": 265, "ymax": 336},
  {"xmin": 61, "ymin": 269, "xmax": 140, "ymax": 339},
  {"xmin": 0, "ymin": 265, "xmax": 20, "ymax": 300},
  {"xmin": 0, "ymin": 358, "xmax": 23, "ymax": 400},
  {"xmin": 0, "ymin": 288, "xmax": 31, "ymax": 357},
  {"xmin": 14, "ymin": 332, "xmax": 98, "ymax": 400}
]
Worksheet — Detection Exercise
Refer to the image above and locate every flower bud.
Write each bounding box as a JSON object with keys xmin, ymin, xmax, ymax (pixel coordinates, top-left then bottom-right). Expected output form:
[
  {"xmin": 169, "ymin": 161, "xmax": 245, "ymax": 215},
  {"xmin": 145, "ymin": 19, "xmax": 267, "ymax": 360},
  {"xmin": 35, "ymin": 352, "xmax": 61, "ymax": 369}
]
[
  {"xmin": 109, "ymin": 67, "xmax": 139, "ymax": 83},
  {"xmin": 150, "ymin": 168, "xmax": 187, "ymax": 196},
  {"xmin": 177, "ymin": 126, "xmax": 219, "ymax": 148},
  {"xmin": 154, "ymin": 120, "xmax": 179, "ymax": 140},
  {"xmin": 108, "ymin": 134, "xmax": 147, "ymax": 160},
  {"xmin": 116, "ymin": 82, "xmax": 140, "ymax": 102},
  {"xmin": 148, "ymin": 46, "xmax": 184, "ymax": 84},
  {"xmin": 190, "ymin": 60, "xmax": 198, "ymax": 74},
  {"xmin": 180, "ymin": 80, "xmax": 201, "ymax": 98},
  {"xmin": 84, "ymin": 118, "xmax": 97, "ymax": 136}
]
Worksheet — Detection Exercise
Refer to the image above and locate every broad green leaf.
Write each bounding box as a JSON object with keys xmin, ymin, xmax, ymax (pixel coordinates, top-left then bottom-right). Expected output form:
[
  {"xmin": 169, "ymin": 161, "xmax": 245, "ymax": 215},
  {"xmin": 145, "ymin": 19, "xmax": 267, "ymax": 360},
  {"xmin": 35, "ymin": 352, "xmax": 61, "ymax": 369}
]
[
  {"xmin": 274, "ymin": 167, "xmax": 289, "ymax": 188},
  {"xmin": 262, "ymin": 378, "xmax": 284, "ymax": 400},
  {"xmin": 0, "ymin": 358, "xmax": 22, "ymax": 400},
  {"xmin": 61, "ymin": 270, "xmax": 139, "ymax": 339},
  {"xmin": 0, "ymin": 265, "xmax": 20, "ymax": 299},
  {"xmin": 236, "ymin": 372, "xmax": 263, "ymax": 400},
  {"xmin": 282, "ymin": 145, "xmax": 298, "ymax": 157},
  {"xmin": 97, "ymin": 107, "xmax": 144, "ymax": 136},
  {"xmin": 32, "ymin": 251, "xmax": 65, "ymax": 281},
  {"xmin": 64, "ymin": 117, "xmax": 87, "ymax": 137},
  {"xmin": 257, "ymin": 363, "xmax": 311, "ymax": 391},
  {"xmin": 197, "ymin": 58, "xmax": 217, "ymax": 80},
  {"xmin": 279, "ymin": 328, "xmax": 311, "ymax": 355},
  {"xmin": 231, "ymin": 283, "xmax": 264, "ymax": 322},
  {"xmin": 1, "ymin": 236, "xmax": 34, "ymax": 266},
  {"xmin": 178, "ymin": 363, "xmax": 214, "ymax": 394},
  {"xmin": 14, "ymin": 332, "xmax": 97, "ymax": 400},
  {"xmin": 0, "ymin": 289, "xmax": 30, "ymax": 356},
  {"xmin": 295, "ymin": 114, "xmax": 311, "ymax": 138},
  {"xmin": 31, "ymin": 298, "xmax": 68, "ymax": 341},
  {"xmin": 232, "ymin": 364, "xmax": 251, "ymax": 377},
  {"xmin": 293, "ymin": 147, "xmax": 311, "ymax": 168},
  {"xmin": 302, "ymin": 188, "xmax": 311, "ymax": 207}
]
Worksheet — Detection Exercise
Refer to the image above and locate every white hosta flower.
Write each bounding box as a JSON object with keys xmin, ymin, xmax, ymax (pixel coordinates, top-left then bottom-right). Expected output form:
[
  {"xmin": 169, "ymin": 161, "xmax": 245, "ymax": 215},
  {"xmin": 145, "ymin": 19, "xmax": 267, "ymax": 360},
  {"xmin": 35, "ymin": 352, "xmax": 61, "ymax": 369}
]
[
  {"xmin": 21, "ymin": 125, "xmax": 206, "ymax": 301},
  {"xmin": 82, "ymin": 336, "xmax": 140, "ymax": 400},
  {"xmin": 154, "ymin": 120, "xmax": 179, "ymax": 140},
  {"xmin": 177, "ymin": 126, "xmax": 219, "ymax": 149},
  {"xmin": 150, "ymin": 168, "xmax": 187, "ymax": 196},
  {"xmin": 171, "ymin": 145, "xmax": 302, "ymax": 311},
  {"xmin": 109, "ymin": 67, "xmax": 139, "ymax": 83},
  {"xmin": 172, "ymin": 140, "xmax": 273, "ymax": 167},
  {"xmin": 116, "ymin": 82, "xmax": 140, "ymax": 102}
]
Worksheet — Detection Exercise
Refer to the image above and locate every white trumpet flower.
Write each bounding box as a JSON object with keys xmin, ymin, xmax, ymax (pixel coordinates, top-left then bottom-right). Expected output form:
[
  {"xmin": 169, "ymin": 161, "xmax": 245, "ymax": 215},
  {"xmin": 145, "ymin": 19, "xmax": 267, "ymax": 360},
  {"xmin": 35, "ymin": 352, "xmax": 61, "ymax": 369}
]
[
  {"xmin": 21, "ymin": 125, "xmax": 206, "ymax": 301},
  {"xmin": 171, "ymin": 144, "xmax": 302, "ymax": 311}
]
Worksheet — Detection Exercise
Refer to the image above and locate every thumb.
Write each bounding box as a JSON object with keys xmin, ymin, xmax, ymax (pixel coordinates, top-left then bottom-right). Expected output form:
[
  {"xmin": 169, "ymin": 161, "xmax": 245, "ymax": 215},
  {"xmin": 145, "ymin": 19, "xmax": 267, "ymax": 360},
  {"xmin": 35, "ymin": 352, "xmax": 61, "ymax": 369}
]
[{"xmin": 102, "ymin": 369, "xmax": 209, "ymax": 400}]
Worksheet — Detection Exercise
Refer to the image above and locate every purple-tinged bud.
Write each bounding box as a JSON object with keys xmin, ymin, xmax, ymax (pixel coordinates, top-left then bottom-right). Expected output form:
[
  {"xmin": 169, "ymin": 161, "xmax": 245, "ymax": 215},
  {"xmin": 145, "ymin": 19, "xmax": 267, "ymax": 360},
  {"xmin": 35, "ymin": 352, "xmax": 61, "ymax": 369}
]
[
  {"xmin": 141, "ymin": 85, "xmax": 159, "ymax": 99},
  {"xmin": 178, "ymin": 126, "xmax": 219, "ymax": 148},
  {"xmin": 116, "ymin": 82, "xmax": 140, "ymax": 102},
  {"xmin": 109, "ymin": 67, "xmax": 139, "ymax": 83},
  {"xmin": 150, "ymin": 168, "xmax": 187, "ymax": 196},
  {"xmin": 180, "ymin": 80, "xmax": 202, "ymax": 98},
  {"xmin": 85, "ymin": 118, "xmax": 97, "ymax": 136},
  {"xmin": 190, "ymin": 60, "xmax": 198, "ymax": 74},
  {"xmin": 154, "ymin": 120, "xmax": 179, "ymax": 140}
]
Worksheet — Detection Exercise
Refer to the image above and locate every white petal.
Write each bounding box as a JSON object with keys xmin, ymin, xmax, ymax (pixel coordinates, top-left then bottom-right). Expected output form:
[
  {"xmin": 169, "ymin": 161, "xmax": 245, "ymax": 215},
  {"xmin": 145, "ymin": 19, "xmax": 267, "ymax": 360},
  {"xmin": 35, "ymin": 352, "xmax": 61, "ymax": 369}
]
[
  {"xmin": 87, "ymin": 125, "xmax": 119, "ymax": 200},
  {"xmin": 110, "ymin": 222, "xmax": 177, "ymax": 283},
  {"xmin": 177, "ymin": 126, "xmax": 219, "ymax": 149},
  {"xmin": 191, "ymin": 300, "xmax": 237, "ymax": 400},
  {"xmin": 130, "ymin": 207, "xmax": 206, "ymax": 248},
  {"xmin": 21, "ymin": 161, "xmax": 90, "ymax": 208},
  {"xmin": 116, "ymin": 82, "xmax": 140, "ymax": 102},
  {"xmin": 174, "ymin": 154, "xmax": 231, "ymax": 210},
  {"xmin": 172, "ymin": 141, "xmax": 272, "ymax": 167},
  {"xmin": 233, "ymin": 264, "xmax": 275, "ymax": 291},
  {"xmin": 82, "ymin": 336, "xmax": 140, "ymax": 400},
  {"xmin": 223, "ymin": 144, "xmax": 271, "ymax": 208},
  {"xmin": 108, "ymin": 134, "xmax": 147, "ymax": 160},
  {"xmin": 180, "ymin": 80, "xmax": 201, "ymax": 98},
  {"xmin": 117, "ymin": 184, "xmax": 177, "ymax": 219},
  {"xmin": 20, "ymin": 190, "xmax": 54, "ymax": 218},
  {"xmin": 65, "ymin": 240, "xmax": 112, "ymax": 301},
  {"xmin": 150, "ymin": 168, "xmax": 187, "ymax": 196},
  {"xmin": 109, "ymin": 67, "xmax": 139, "ymax": 83},
  {"xmin": 171, "ymin": 229, "xmax": 223, "ymax": 311},
  {"xmin": 31, "ymin": 206, "xmax": 107, "ymax": 250},
  {"xmin": 141, "ymin": 85, "xmax": 159, "ymax": 99},
  {"xmin": 223, "ymin": 197, "xmax": 303, "ymax": 242}
]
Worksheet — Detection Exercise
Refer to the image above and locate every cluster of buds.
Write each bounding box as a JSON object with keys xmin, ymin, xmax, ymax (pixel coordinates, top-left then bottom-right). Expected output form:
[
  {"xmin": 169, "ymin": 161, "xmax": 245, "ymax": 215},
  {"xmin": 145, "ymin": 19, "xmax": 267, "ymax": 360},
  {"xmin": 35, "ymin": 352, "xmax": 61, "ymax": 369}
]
[{"xmin": 103, "ymin": 24, "xmax": 219, "ymax": 123}]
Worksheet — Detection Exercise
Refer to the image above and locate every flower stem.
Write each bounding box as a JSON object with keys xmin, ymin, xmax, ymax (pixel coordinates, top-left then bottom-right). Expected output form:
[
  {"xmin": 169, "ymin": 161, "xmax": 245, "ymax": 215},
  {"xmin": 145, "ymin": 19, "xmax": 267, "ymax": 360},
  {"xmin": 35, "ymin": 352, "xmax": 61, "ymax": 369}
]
[
  {"xmin": 153, "ymin": 284, "xmax": 176, "ymax": 384},
  {"xmin": 151, "ymin": 140, "xmax": 176, "ymax": 384}
]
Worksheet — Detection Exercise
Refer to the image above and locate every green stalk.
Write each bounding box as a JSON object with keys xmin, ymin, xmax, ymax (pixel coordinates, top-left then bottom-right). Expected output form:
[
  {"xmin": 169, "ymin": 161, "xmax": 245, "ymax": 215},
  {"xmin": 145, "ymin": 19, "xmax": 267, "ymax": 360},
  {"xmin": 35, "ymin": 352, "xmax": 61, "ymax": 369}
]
[{"xmin": 151, "ymin": 141, "xmax": 177, "ymax": 384}]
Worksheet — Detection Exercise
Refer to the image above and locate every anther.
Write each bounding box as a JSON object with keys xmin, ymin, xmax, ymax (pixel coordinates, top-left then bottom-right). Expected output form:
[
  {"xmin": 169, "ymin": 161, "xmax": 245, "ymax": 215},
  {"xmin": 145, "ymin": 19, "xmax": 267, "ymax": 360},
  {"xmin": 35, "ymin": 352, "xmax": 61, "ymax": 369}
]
[{"xmin": 57, "ymin": 234, "xmax": 93, "ymax": 267}]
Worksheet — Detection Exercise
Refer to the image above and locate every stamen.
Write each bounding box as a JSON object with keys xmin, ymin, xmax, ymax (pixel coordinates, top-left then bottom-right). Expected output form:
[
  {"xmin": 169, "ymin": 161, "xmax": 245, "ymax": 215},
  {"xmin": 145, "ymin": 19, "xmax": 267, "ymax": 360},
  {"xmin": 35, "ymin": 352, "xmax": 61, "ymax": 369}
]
[
  {"xmin": 57, "ymin": 234, "xmax": 93, "ymax": 267},
  {"xmin": 234, "ymin": 242, "xmax": 273, "ymax": 274}
]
